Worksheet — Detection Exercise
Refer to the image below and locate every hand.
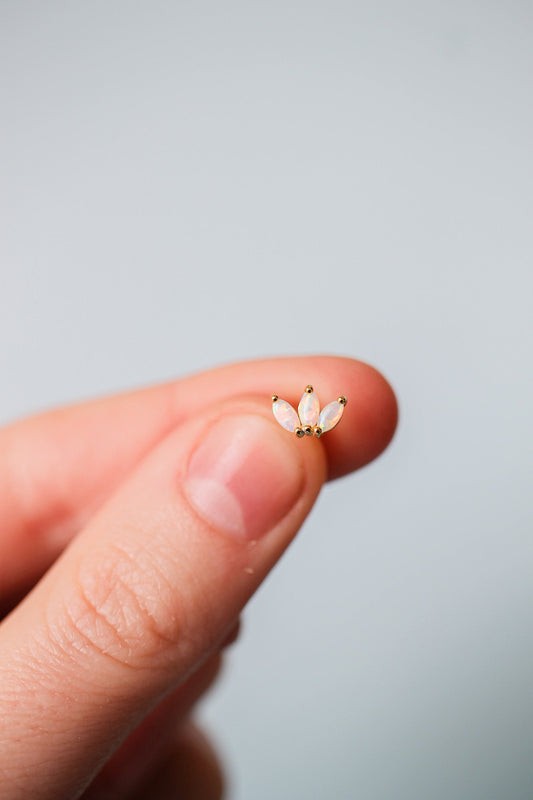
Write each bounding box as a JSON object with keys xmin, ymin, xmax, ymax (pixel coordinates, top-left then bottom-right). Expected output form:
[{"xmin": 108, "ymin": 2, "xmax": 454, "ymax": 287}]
[{"xmin": 0, "ymin": 356, "xmax": 397, "ymax": 799}]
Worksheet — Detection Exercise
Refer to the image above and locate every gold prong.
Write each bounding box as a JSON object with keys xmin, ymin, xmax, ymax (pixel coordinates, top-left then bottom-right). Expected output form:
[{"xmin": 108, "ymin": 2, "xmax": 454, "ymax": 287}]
[
  {"xmin": 295, "ymin": 426, "xmax": 305, "ymax": 438},
  {"xmin": 305, "ymin": 384, "xmax": 313, "ymax": 393},
  {"xmin": 304, "ymin": 426, "xmax": 313, "ymax": 436},
  {"xmin": 313, "ymin": 426, "xmax": 323, "ymax": 438},
  {"xmin": 271, "ymin": 394, "xmax": 278, "ymax": 402},
  {"xmin": 338, "ymin": 395, "xmax": 347, "ymax": 406}
]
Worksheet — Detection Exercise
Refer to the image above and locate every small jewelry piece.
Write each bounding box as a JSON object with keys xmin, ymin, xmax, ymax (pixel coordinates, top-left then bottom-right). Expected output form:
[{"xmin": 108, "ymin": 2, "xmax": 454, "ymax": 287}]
[{"xmin": 271, "ymin": 385, "xmax": 347, "ymax": 438}]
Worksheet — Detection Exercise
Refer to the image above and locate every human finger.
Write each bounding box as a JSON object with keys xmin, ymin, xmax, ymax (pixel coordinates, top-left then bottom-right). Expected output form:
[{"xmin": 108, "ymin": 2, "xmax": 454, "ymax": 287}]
[
  {"xmin": 0, "ymin": 355, "xmax": 397, "ymax": 605},
  {"xmin": 0, "ymin": 395, "xmax": 330, "ymax": 797},
  {"xmin": 82, "ymin": 653, "xmax": 224, "ymax": 800},
  {"xmin": 129, "ymin": 722, "xmax": 224, "ymax": 800}
]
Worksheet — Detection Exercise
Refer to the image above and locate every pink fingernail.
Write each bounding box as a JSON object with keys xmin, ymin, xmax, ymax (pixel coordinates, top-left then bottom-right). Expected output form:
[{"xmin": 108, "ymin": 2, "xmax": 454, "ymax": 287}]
[{"xmin": 184, "ymin": 414, "xmax": 304, "ymax": 540}]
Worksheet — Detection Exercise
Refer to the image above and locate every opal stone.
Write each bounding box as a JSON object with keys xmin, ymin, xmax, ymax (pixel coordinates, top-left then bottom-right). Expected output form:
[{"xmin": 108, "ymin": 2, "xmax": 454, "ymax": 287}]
[
  {"xmin": 272, "ymin": 398, "xmax": 299, "ymax": 432},
  {"xmin": 298, "ymin": 390, "xmax": 320, "ymax": 427},
  {"xmin": 318, "ymin": 400, "xmax": 344, "ymax": 433}
]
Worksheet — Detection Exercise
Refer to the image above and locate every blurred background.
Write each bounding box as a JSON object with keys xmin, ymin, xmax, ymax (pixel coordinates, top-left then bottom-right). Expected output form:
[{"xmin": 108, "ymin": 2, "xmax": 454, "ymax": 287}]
[{"xmin": 1, "ymin": 2, "xmax": 532, "ymax": 798}]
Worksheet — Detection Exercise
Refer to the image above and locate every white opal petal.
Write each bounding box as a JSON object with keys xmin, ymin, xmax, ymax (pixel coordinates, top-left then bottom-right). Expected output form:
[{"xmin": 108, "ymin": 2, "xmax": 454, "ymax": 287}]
[
  {"xmin": 272, "ymin": 398, "xmax": 299, "ymax": 432},
  {"xmin": 298, "ymin": 390, "xmax": 320, "ymax": 426},
  {"xmin": 318, "ymin": 400, "xmax": 344, "ymax": 433}
]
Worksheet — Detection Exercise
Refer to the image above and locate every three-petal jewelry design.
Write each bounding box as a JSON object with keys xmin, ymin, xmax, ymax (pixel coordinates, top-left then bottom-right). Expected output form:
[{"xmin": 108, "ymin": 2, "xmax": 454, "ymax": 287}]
[{"xmin": 271, "ymin": 385, "xmax": 347, "ymax": 438}]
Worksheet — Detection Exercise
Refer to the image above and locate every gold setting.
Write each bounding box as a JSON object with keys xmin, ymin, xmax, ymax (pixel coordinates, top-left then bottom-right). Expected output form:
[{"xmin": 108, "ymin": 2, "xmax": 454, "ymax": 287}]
[{"xmin": 271, "ymin": 385, "xmax": 347, "ymax": 438}]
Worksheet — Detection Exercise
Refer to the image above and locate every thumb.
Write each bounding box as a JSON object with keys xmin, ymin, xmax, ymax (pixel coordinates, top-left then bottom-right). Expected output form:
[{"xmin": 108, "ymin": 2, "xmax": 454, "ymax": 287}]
[{"xmin": 0, "ymin": 397, "xmax": 326, "ymax": 799}]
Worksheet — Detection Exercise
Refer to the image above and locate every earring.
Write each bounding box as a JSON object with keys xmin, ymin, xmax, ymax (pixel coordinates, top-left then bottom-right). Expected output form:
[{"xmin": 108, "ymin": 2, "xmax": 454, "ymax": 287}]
[{"xmin": 272, "ymin": 385, "xmax": 347, "ymax": 438}]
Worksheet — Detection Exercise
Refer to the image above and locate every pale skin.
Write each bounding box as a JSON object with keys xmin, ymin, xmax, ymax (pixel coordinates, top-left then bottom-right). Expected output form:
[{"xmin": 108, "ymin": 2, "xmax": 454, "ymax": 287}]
[{"xmin": 0, "ymin": 355, "xmax": 397, "ymax": 799}]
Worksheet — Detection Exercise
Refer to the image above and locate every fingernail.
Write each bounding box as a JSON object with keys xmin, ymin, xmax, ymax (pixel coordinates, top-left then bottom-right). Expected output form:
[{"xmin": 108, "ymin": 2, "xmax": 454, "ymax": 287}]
[{"xmin": 184, "ymin": 414, "xmax": 304, "ymax": 540}]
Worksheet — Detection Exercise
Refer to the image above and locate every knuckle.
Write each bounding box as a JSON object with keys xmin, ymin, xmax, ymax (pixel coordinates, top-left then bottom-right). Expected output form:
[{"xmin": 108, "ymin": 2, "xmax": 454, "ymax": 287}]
[{"xmin": 56, "ymin": 537, "xmax": 192, "ymax": 670}]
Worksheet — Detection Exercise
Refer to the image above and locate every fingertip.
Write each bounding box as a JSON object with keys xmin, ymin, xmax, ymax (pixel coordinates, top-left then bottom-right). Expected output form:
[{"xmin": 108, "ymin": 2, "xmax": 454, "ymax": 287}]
[
  {"xmin": 224, "ymin": 354, "xmax": 398, "ymax": 480},
  {"xmin": 313, "ymin": 357, "xmax": 398, "ymax": 480},
  {"xmin": 352, "ymin": 362, "xmax": 399, "ymax": 462}
]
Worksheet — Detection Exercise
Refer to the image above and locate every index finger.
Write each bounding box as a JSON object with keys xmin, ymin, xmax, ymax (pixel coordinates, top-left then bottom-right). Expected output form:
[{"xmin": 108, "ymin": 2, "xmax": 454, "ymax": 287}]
[{"xmin": 0, "ymin": 355, "xmax": 397, "ymax": 602}]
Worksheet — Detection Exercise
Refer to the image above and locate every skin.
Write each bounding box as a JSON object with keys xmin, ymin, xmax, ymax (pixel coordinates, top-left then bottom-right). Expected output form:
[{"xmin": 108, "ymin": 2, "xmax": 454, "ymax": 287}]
[{"xmin": 0, "ymin": 355, "xmax": 397, "ymax": 799}]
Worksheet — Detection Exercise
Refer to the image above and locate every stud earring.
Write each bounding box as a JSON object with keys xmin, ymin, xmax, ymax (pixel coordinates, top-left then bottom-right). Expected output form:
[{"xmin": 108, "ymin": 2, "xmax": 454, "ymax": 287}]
[{"xmin": 272, "ymin": 385, "xmax": 347, "ymax": 438}]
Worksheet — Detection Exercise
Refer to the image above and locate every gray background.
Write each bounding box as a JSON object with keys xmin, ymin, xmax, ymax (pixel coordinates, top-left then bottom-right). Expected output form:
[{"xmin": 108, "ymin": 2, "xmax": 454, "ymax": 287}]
[{"xmin": 1, "ymin": 2, "xmax": 532, "ymax": 798}]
